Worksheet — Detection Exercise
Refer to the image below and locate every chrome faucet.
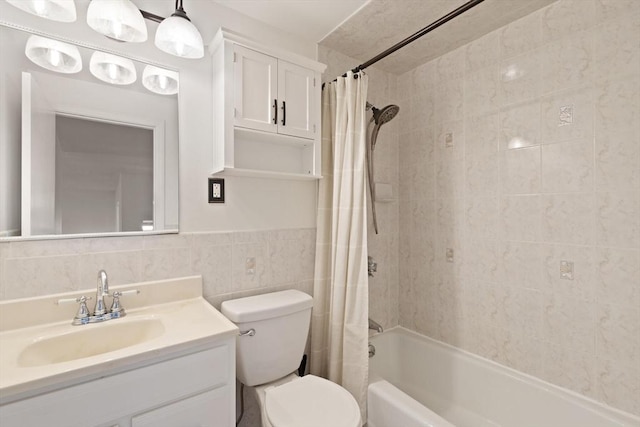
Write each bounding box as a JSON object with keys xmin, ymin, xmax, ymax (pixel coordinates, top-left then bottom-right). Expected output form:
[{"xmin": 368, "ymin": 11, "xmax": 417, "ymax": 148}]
[
  {"xmin": 57, "ymin": 270, "xmax": 139, "ymax": 325},
  {"xmin": 94, "ymin": 270, "xmax": 110, "ymax": 316}
]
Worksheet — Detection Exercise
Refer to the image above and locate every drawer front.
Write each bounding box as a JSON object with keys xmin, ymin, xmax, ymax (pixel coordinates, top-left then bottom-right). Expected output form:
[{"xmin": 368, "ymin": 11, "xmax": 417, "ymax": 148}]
[
  {"xmin": 132, "ymin": 387, "xmax": 231, "ymax": 427},
  {"xmin": 0, "ymin": 344, "xmax": 231, "ymax": 427}
]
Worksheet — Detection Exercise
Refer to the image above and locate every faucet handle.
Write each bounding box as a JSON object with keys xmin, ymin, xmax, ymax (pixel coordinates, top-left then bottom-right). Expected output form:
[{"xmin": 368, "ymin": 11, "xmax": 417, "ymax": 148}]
[
  {"xmin": 57, "ymin": 296, "xmax": 92, "ymax": 325},
  {"xmin": 110, "ymin": 289, "xmax": 139, "ymax": 317}
]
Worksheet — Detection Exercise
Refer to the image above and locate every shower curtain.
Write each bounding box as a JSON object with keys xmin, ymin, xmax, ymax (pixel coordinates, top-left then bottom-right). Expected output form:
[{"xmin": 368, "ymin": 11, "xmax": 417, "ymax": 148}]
[{"xmin": 310, "ymin": 71, "xmax": 369, "ymax": 423}]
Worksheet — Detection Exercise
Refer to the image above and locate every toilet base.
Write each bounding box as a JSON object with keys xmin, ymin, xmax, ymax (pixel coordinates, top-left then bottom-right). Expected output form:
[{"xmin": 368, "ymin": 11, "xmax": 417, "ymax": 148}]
[{"xmin": 251, "ymin": 373, "xmax": 300, "ymax": 427}]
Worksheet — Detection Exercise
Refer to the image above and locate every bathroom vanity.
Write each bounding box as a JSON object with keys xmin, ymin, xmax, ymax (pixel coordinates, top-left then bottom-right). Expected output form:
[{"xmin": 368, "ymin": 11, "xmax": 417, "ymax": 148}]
[{"xmin": 0, "ymin": 276, "xmax": 238, "ymax": 427}]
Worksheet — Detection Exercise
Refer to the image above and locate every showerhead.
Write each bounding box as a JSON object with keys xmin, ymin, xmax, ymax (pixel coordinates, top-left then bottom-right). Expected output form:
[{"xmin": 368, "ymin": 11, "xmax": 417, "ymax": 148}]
[{"xmin": 371, "ymin": 104, "xmax": 399, "ymax": 125}]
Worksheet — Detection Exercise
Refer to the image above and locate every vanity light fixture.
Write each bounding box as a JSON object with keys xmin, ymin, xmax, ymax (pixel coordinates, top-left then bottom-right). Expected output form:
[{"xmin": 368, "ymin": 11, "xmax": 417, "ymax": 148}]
[
  {"xmin": 89, "ymin": 51, "xmax": 137, "ymax": 85},
  {"xmin": 25, "ymin": 35, "xmax": 82, "ymax": 73},
  {"xmin": 5, "ymin": 0, "xmax": 76, "ymax": 22},
  {"xmin": 86, "ymin": 0, "xmax": 147, "ymax": 43},
  {"xmin": 153, "ymin": 0, "xmax": 204, "ymax": 59},
  {"xmin": 142, "ymin": 65, "xmax": 179, "ymax": 95}
]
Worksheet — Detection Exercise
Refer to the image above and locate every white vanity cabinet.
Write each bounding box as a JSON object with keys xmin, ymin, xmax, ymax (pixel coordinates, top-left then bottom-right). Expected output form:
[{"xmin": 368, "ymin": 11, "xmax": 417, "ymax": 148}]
[
  {"xmin": 0, "ymin": 277, "xmax": 238, "ymax": 427},
  {"xmin": 211, "ymin": 28, "xmax": 326, "ymax": 179},
  {"xmin": 0, "ymin": 342, "xmax": 234, "ymax": 427}
]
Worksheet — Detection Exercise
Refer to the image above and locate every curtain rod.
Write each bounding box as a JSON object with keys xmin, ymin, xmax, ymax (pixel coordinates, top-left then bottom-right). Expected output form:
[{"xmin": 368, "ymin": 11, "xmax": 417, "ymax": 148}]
[{"xmin": 329, "ymin": 0, "xmax": 485, "ymax": 83}]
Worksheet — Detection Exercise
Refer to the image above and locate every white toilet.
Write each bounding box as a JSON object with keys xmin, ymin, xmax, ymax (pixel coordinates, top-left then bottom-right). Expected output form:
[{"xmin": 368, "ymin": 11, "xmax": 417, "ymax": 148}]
[{"xmin": 221, "ymin": 290, "xmax": 361, "ymax": 427}]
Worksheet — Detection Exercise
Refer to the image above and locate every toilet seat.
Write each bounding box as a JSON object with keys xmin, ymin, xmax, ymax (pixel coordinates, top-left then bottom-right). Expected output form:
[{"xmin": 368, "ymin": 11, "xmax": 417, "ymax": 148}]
[{"xmin": 265, "ymin": 375, "xmax": 361, "ymax": 427}]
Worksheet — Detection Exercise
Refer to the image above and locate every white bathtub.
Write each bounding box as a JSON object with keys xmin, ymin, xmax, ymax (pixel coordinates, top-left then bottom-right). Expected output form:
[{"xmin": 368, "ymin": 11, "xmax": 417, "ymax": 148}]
[{"xmin": 368, "ymin": 327, "xmax": 640, "ymax": 427}]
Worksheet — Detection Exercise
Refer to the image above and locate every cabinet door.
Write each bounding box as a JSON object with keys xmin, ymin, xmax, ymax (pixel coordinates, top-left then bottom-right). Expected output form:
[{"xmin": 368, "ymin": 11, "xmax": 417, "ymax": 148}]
[
  {"xmin": 132, "ymin": 387, "xmax": 231, "ymax": 427},
  {"xmin": 277, "ymin": 60, "xmax": 315, "ymax": 139},
  {"xmin": 233, "ymin": 45, "xmax": 278, "ymax": 134}
]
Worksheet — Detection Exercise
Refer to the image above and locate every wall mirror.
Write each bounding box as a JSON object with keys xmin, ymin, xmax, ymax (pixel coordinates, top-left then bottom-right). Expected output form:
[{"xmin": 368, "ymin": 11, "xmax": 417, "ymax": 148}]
[{"xmin": 0, "ymin": 23, "xmax": 179, "ymax": 240}]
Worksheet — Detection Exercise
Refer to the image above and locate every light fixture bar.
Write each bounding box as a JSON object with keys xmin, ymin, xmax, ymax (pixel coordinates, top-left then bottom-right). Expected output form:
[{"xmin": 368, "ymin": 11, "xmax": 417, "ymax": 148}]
[{"xmin": 140, "ymin": 10, "xmax": 164, "ymax": 24}]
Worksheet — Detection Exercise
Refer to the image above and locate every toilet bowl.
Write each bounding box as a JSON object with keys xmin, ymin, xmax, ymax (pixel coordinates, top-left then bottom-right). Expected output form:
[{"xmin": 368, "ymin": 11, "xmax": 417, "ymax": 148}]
[
  {"xmin": 253, "ymin": 373, "xmax": 361, "ymax": 427},
  {"xmin": 221, "ymin": 290, "xmax": 362, "ymax": 427}
]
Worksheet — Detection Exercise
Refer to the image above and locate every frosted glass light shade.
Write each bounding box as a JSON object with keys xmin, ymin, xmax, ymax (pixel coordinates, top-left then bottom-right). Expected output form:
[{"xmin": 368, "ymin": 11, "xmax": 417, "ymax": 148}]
[
  {"xmin": 90, "ymin": 51, "xmax": 137, "ymax": 85},
  {"xmin": 155, "ymin": 15, "xmax": 203, "ymax": 59},
  {"xmin": 25, "ymin": 35, "xmax": 82, "ymax": 73},
  {"xmin": 142, "ymin": 65, "xmax": 179, "ymax": 95},
  {"xmin": 5, "ymin": 0, "xmax": 76, "ymax": 22},
  {"xmin": 86, "ymin": 0, "xmax": 147, "ymax": 43}
]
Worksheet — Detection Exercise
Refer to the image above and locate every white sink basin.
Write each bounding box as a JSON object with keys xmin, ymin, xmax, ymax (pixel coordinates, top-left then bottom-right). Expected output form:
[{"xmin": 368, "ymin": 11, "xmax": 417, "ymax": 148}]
[
  {"xmin": 0, "ymin": 276, "xmax": 239, "ymax": 403},
  {"xmin": 17, "ymin": 317, "xmax": 165, "ymax": 367}
]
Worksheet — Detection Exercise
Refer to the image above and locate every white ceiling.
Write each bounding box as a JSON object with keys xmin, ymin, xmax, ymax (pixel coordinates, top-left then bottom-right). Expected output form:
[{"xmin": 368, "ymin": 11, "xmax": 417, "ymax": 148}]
[{"xmin": 211, "ymin": 0, "xmax": 371, "ymax": 42}]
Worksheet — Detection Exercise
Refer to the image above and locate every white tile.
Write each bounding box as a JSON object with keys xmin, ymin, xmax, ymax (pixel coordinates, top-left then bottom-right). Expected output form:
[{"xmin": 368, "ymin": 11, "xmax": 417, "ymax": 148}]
[
  {"xmin": 596, "ymin": 357, "xmax": 640, "ymax": 415},
  {"xmin": 79, "ymin": 251, "xmax": 141, "ymax": 288},
  {"xmin": 540, "ymin": 31, "xmax": 594, "ymax": 94},
  {"xmin": 434, "ymin": 78, "xmax": 464, "ymax": 125},
  {"xmin": 541, "ymin": 0, "xmax": 597, "ymax": 43},
  {"xmin": 596, "ymin": 191, "xmax": 640, "ymax": 248},
  {"xmin": 541, "ymin": 139, "xmax": 594, "ymax": 193},
  {"xmin": 3, "ymin": 255, "xmax": 80, "ymax": 299},
  {"xmin": 596, "ymin": 303, "xmax": 640, "ymax": 367},
  {"xmin": 595, "ymin": 0, "xmax": 640, "ymax": 21},
  {"xmin": 465, "ymin": 65, "xmax": 501, "ymax": 117},
  {"xmin": 594, "ymin": 15, "xmax": 640, "ymax": 83},
  {"xmin": 541, "ymin": 193, "xmax": 595, "ymax": 245},
  {"xmin": 541, "ymin": 343, "xmax": 596, "ymax": 398},
  {"xmin": 465, "ymin": 197, "xmax": 499, "ymax": 240},
  {"xmin": 500, "ymin": 8, "xmax": 543, "ymax": 59},
  {"xmin": 500, "ymin": 50, "xmax": 542, "ymax": 106},
  {"xmin": 541, "ymin": 243, "xmax": 595, "ymax": 302},
  {"xmin": 595, "ymin": 247, "xmax": 640, "ymax": 308},
  {"xmin": 465, "ymin": 29, "xmax": 500, "ymax": 72},
  {"xmin": 540, "ymin": 86, "xmax": 594, "ymax": 145},
  {"xmin": 465, "ymin": 149, "xmax": 499, "ymax": 197},
  {"xmin": 500, "ymin": 146, "xmax": 541, "ymax": 194},
  {"xmin": 500, "ymin": 101, "xmax": 541, "ymax": 150},
  {"xmin": 542, "ymin": 292, "xmax": 596, "ymax": 355},
  {"xmin": 500, "ymin": 195, "xmax": 541, "ymax": 242},
  {"xmin": 191, "ymin": 244, "xmax": 233, "ymax": 296},
  {"xmin": 500, "ymin": 241, "xmax": 544, "ymax": 290},
  {"xmin": 140, "ymin": 248, "xmax": 191, "ymax": 281}
]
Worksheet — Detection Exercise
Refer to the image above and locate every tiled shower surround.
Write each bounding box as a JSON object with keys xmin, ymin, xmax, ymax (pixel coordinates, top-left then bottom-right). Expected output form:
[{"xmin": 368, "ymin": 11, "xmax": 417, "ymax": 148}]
[{"xmin": 397, "ymin": 0, "xmax": 639, "ymax": 416}]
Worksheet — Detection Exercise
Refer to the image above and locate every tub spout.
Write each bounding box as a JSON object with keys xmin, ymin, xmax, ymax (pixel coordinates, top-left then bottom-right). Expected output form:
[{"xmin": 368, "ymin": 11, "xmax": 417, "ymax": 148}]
[{"xmin": 369, "ymin": 318, "xmax": 383, "ymax": 333}]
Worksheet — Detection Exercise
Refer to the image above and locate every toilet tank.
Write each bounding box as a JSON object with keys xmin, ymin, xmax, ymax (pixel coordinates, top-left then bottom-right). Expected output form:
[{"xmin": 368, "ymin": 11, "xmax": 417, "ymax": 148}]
[{"xmin": 221, "ymin": 290, "xmax": 313, "ymax": 386}]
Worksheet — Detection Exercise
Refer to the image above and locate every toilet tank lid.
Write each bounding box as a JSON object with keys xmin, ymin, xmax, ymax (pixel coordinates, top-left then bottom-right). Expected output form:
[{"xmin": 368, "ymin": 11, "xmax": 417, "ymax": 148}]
[{"xmin": 221, "ymin": 290, "xmax": 313, "ymax": 323}]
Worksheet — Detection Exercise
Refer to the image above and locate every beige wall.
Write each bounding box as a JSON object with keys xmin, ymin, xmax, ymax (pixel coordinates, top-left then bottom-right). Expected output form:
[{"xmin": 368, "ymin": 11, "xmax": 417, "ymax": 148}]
[{"xmin": 398, "ymin": 0, "xmax": 639, "ymax": 416}]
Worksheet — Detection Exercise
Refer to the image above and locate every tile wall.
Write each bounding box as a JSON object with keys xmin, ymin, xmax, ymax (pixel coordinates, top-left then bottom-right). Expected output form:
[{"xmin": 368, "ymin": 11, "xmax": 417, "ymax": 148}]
[
  {"xmin": 0, "ymin": 229, "xmax": 316, "ymax": 305},
  {"xmin": 398, "ymin": 0, "xmax": 639, "ymax": 416},
  {"xmin": 318, "ymin": 46, "xmax": 401, "ymax": 331}
]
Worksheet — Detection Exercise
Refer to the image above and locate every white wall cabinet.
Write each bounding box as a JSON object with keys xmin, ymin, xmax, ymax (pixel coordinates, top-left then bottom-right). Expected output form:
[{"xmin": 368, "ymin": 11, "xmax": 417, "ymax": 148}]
[
  {"xmin": 0, "ymin": 342, "xmax": 235, "ymax": 427},
  {"xmin": 234, "ymin": 45, "xmax": 316, "ymax": 140},
  {"xmin": 211, "ymin": 29, "xmax": 326, "ymax": 179}
]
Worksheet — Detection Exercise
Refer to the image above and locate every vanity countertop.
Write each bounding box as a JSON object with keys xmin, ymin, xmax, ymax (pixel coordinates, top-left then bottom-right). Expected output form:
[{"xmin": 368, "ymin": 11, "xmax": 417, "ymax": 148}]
[{"xmin": 0, "ymin": 276, "xmax": 238, "ymax": 404}]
